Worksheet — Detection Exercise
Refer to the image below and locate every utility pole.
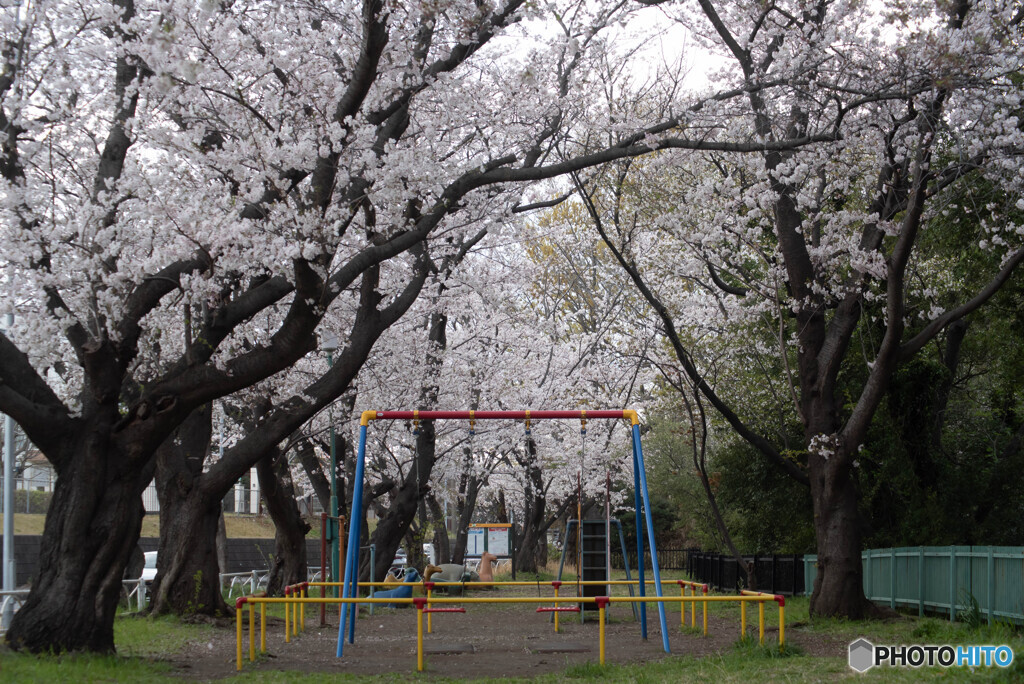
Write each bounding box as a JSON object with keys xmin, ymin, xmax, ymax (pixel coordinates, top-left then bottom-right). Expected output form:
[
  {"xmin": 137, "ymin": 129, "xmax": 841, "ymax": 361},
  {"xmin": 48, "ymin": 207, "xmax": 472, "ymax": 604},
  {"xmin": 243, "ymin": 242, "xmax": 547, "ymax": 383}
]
[{"xmin": 2, "ymin": 313, "xmax": 16, "ymax": 629}]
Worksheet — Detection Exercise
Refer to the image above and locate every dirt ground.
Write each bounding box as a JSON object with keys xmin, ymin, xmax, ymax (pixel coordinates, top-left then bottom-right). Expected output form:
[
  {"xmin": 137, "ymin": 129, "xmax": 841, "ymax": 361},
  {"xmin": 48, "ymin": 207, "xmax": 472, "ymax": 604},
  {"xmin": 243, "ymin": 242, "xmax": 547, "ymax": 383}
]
[{"xmin": 169, "ymin": 588, "xmax": 847, "ymax": 681}]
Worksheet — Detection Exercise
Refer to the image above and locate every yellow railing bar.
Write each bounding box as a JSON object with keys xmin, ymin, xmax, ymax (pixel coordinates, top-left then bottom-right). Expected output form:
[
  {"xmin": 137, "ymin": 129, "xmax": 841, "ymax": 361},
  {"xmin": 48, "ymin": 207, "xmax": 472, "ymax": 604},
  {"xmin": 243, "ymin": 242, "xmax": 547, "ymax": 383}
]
[{"xmin": 234, "ymin": 593, "xmax": 785, "ymax": 672}]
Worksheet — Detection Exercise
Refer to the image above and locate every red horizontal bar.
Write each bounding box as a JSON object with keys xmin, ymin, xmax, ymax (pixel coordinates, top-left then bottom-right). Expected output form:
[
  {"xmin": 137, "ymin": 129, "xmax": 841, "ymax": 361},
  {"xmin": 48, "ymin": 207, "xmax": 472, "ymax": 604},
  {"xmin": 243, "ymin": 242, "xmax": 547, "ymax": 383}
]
[{"xmin": 374, "ymin": 410, "xmax": 628, "ymax": 421}]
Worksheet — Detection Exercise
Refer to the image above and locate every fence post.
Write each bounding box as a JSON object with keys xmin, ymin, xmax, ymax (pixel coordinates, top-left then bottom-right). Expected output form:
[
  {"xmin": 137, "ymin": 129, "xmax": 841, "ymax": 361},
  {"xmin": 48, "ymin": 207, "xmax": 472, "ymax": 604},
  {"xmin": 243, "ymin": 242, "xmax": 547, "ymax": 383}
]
[
  {"xmin": 918, "ymin": 547, "xmax": 924, "ymax": 617},
  {"xmin": 986, "ymin": 547, "xmax": 994, "ymax": 626},
  {"xmin": 865, "ymin": 549, "xmax": 871, "ymax": 600},
  {"xmin": 890, "ymin": 548, "xmax": 896, "ymax": 610},
  {"xmin": 949, "ymin": 546, "xmax": 956, "ymax": 622},
  {"xmin": 770, "ymin": 554, "xmax": 776, "ymax": 595}
]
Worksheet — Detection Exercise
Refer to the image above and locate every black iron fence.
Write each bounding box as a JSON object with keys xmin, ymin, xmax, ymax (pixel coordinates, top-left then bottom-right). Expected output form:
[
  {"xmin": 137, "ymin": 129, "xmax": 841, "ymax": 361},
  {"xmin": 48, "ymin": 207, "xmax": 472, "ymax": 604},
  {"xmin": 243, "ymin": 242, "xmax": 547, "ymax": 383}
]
[
  {"xmin": 687, "ymin": 549, "xmax": 806, "ymax": 595},
  {"xmin": 610, "ymin": 548, "xmax": 688, "ymax": 571}
]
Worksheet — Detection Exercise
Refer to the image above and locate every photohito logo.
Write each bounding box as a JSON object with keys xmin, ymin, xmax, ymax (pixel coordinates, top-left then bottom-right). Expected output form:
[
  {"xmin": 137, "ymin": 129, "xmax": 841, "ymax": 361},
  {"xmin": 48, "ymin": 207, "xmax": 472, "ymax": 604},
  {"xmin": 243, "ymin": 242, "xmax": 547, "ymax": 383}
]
[{"xmin": 848, "ymin": 639, "xmax": 1015, "ymax": 672}]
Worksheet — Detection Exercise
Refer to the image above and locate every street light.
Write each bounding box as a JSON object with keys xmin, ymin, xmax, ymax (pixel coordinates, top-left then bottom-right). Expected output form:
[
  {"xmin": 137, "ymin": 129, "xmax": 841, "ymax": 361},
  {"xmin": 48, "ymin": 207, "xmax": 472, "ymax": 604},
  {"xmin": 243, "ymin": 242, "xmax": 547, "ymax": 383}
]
[{"xmin": 321, "ymin": 333, "xmax": 340, "ymax": 595}]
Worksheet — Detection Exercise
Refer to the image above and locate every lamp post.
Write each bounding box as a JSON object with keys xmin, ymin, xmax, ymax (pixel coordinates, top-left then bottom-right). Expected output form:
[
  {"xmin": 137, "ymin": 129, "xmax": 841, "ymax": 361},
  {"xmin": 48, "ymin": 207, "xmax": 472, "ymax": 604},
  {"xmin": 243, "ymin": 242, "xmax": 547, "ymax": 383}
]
[{"xmin": 321, "ymin": 334, "xmax": 340, "ymax": 595}]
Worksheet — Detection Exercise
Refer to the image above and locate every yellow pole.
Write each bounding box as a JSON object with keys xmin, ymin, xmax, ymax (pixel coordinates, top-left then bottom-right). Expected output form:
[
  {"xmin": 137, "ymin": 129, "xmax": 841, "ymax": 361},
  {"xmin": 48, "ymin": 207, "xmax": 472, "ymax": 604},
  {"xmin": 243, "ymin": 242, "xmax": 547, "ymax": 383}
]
[
  {"xmin": 691, "ymin": 591, "xmax": 696, "ymax": 628},
  {"xmin": 741, "ymin": 600, "xmax": 747, "ymax": 639},
  {"xmin": 260, "ymin": 602, "xmax": 266, "ymax": 652},
  {"xmin": 236, "ymin": 604, "xmax": 243, "ymax": 671},
  {"xmin": 779, "ymin": 603, "xmax": 785, "ymax": 648},
  {"xmin": 284, "ymin": 593, "xmax": 290, "ymax": 643},
  {"xmin": 599, "ymin": 602, "xmax": 606, "ymax": 666},
  {"xmin": 249, "ymin": 602, "xmax": 255, "ymax": 661},
  {"xmin": 300, "ymin": 587, "xmax": 306, "ymax": 631},
  {"xmin": 703, "ymin": 597, "xmax": 708, "ymax": 636},
  {"xmin": 680, "ymin": 585, "xmax": 685, "ymax": 629},
  {"xmin": 427, "ymin": 586, "xmax": 433, "ymax": 634},
  {"xmin": 759, "ymin": 602, "xmax": 765, "ymax": 645},
  {"xmin": 554, "ymin": 584, "xmax": 560, "ymax": 633},
  {"xmin": 293, "ymin": 591, "xmax": 299, "ymax": 638},
  {"xmin": 417, "ymin": 604, "xmax": 425, "ymax": 672}
]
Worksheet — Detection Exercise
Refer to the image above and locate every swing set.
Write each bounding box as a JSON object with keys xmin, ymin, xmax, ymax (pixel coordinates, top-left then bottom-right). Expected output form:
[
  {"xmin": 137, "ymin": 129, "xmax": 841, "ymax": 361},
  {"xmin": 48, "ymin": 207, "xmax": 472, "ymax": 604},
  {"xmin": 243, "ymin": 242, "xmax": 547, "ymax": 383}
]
[{"xmin": 337, "ymin": 409, "xmax": 671, "ymax": 657}]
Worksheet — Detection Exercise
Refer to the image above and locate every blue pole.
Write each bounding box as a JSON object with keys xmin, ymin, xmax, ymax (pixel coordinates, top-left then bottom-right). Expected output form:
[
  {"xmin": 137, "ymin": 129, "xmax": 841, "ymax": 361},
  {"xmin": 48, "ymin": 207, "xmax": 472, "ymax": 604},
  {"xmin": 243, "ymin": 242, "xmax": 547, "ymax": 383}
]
[
  {"xmin": 633, "ymin": 424, "xmax": 670, "ymax": 653},
  {"xmin": 632, "ymin": 440, "xmax": 646, "ymax": 640},
  {"xmin": 337, "ymin": 424, "xmax": 368, "ymax": 657}
]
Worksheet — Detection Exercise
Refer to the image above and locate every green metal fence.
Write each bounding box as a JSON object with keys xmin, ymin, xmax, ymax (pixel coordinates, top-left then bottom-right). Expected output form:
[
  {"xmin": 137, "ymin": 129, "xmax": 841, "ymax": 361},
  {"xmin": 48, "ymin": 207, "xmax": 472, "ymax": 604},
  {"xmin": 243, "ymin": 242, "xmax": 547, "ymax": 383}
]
[{"xmin": 803, "ymin": 546, "xmax": 1024, "ymax": 624}]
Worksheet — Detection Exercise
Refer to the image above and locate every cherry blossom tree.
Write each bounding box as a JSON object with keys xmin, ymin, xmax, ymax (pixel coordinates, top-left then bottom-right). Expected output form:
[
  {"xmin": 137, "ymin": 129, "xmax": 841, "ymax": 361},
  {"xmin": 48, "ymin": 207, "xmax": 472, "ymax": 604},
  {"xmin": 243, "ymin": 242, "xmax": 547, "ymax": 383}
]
[
  {"xmin": 0, "ymin": 0, "xmax": 721, "ymax": 651},
  {"xmin": 580, "ymin": 0, "xmax": 1024, "ymax": 617}
]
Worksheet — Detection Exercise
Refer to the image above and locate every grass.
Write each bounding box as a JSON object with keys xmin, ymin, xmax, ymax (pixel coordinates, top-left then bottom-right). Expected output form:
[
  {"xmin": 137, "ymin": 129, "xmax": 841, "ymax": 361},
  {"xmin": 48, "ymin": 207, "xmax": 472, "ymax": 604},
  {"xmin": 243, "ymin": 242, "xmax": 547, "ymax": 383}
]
[{"xmin": 0, "ymin": 513, "xmax": 279, "ymax": 538}]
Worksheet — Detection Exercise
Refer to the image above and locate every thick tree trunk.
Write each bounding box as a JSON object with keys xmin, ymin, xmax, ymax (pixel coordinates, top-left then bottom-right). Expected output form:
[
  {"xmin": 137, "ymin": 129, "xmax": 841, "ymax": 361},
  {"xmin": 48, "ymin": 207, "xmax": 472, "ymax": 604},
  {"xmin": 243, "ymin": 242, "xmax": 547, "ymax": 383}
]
[
  {"xmin": 808, "ymin": 454, "xmax": 872, "ymax": 618},
  {"xmin": 6, "ymin": 437, "xmax": 149, "ymax": 652},
  {"xmin": 150, "ymin": 488, "xmax": 229, "ymax": 616},
  {"xmin": 258, "ymin": 445, "xmax": 311, "ymax": 595},
  {"xmin": 150, "ymin": 405, "xmax": 229, "ymax": 616}
]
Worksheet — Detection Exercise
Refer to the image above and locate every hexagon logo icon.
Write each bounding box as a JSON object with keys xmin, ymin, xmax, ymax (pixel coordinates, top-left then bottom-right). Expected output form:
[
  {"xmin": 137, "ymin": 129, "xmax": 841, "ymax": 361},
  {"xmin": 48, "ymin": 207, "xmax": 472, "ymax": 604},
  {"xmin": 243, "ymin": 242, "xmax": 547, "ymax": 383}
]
[{"xmin": 849, "ymin": 638, "xmax": 875, "ymax": 672}]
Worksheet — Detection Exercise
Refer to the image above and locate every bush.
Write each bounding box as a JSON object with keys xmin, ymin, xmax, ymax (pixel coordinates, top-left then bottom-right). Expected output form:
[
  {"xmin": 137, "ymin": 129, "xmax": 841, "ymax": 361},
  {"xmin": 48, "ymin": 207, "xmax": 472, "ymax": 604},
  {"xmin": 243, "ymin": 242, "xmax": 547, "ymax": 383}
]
[{"xmin": 13, "ymin": 489, "xmax": 53, "ymax": 514}]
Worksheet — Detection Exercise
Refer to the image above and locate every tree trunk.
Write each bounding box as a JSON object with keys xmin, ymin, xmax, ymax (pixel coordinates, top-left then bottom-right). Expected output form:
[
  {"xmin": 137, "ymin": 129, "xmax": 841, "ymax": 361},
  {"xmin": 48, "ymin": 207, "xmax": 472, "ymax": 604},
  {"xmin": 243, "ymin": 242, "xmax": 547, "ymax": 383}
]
[
  {"xmin": 364, "ymin": 420, "xmax": 438, "ymax": 582},
  {"xmin": 150, "ymin": 487, "xmax": 229, "ymax": 616},
  {"xmin": 216, "ymin": 511, "xmax": 228, "ymax": 577},
  {"xmin": 449, "ymin": 449, "xmax": 482, "ymax": 564},
  {"xmin": 808, "ymin": 453, "xmax": 871, "ymax": 618},
  {"xmin": 258, "ymin": 445, "xmax": 311, "ymax": 595},
  {"xmin": 425, "ymin": 493, "xmax": 451, "ymax": 564},
  {"xmin": 150, "ymin": 404, "xmax": 230, "ymax": 616},
  {"xmin": 6, "ymin": 436, "xmax": 149, "ymax": 652}
]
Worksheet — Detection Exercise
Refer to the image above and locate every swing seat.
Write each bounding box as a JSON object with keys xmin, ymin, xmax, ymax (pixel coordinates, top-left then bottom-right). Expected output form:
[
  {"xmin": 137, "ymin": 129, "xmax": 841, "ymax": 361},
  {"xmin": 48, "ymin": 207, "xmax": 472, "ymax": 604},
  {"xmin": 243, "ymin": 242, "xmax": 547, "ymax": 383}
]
[{"xmin": 536, "ymin": 606, "xmax": 580, "ymax": 613}]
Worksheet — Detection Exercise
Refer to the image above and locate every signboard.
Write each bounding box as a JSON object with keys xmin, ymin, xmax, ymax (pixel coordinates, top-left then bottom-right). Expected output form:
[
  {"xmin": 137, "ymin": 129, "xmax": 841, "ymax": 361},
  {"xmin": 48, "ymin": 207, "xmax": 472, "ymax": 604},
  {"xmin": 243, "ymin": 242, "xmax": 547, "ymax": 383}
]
[
  {"xmin": 466, "ymin": 527, "xmax": 486, "ymax": 557},
  {"xmin": 487, "ymin": 527, "xmax": 509, "ymax": 556},
  {"xmin": 467, "ymin": 522, "xmax": 512, "ymax": 557}
]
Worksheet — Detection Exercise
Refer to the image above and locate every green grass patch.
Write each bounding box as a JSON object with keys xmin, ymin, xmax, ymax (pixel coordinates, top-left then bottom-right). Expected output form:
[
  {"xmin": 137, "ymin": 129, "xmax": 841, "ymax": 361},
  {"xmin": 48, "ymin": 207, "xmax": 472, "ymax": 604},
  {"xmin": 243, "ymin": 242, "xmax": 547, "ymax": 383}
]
[{"xmin": 0, "ymin": 651, "xmax": 176, "ymax": 683}]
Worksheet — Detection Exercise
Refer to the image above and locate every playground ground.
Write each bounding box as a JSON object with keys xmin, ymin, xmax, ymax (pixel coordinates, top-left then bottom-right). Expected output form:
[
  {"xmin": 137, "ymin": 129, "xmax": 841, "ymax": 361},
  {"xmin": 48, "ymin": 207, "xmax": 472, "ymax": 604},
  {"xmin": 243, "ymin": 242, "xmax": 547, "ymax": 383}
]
[
  {"xmin": 2, "ymin": 582, "xmax": 1021, "ymax": 682},
  {"xmin": 173, "ymin": 585, "xmax": 846, "ymax": 680}
]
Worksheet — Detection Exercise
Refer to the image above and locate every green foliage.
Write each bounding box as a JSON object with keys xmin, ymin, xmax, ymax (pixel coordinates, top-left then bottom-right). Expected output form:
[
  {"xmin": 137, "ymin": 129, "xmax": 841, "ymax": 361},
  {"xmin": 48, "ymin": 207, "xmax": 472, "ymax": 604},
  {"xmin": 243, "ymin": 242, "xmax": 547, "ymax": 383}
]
[{"xmin": 10, "ymin": 489, "xmax": 53, "ymax": 515}]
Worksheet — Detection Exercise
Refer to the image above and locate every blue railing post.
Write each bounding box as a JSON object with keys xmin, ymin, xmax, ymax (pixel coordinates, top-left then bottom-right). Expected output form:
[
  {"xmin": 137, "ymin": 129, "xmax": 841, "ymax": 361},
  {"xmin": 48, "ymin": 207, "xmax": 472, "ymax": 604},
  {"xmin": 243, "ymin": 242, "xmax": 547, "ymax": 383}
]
[
  {"xmin": 632, "ymin": 443, "xmax": 645, "ymax": 640},
  {"xmin": 633, "ymin": 424, "xmax": 670, "ymax": 653},
  {"xmin": 337, "ymin": 424, "xmax": 369, "ymax": 657}
]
